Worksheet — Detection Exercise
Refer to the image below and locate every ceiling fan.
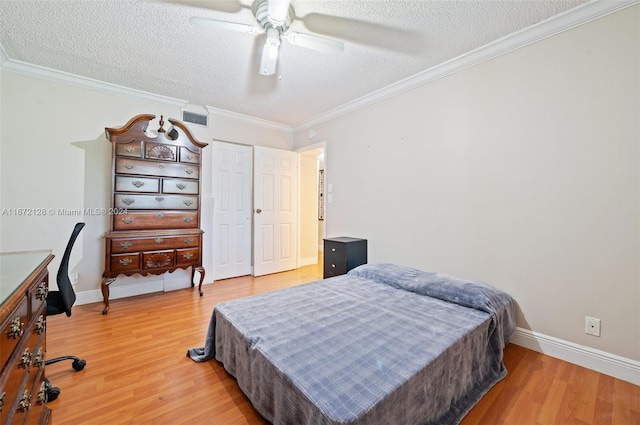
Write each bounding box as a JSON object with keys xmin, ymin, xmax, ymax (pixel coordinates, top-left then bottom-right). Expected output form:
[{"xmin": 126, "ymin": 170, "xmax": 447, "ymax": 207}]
[{"xmin": 190, "ymin": 0, "xmax": 345, "ymax": 76}]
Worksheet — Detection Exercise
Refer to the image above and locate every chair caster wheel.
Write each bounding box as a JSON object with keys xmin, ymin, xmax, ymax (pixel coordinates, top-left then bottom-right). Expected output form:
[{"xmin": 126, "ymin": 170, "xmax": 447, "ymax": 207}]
[
  {"xmin": 72, "ymin": 359, "xmax": 86, "ymax": 371},
  {"xmin": 45, "ymin": 380, "xmax": 60, "ymax": 403}
]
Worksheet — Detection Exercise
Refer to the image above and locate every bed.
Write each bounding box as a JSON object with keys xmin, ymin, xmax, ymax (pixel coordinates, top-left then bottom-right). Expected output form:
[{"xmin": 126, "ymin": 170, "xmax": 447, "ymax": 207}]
[{"xmin": 188, "ymin": 263, "xmax": 516, "ymax": 425}]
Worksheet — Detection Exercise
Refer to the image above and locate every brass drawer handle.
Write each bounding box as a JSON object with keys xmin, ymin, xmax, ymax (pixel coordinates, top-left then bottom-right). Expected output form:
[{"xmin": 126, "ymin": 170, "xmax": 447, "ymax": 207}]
[
  {"xmin": 183, "ymin": 252, "xmax": 194, "ymax": 260},
  {"xmin": 124, "ymin": 146, "xmax": 135, "ymax": 153},
  {"xmin": 37, "ymin": 382, "xmax": 46, "ymax": 405},
  {"xmin": 122, "ymin": 217, "xmax": 134, "ymax": 224},
  {"xmin": 186, "ymin": 155, "xmax": 194, "ymax": 160},
  {"xmin": 155, "ymin": 197, "xmax": 165, "ymax": 203},
  {"xmin": 33, "ymin": 348, "xmax": 45, "ymax": 368},
  {"xmin": 184, "ymin": 238, "xmax": 194, "ymax": 244},
  {"xmin": 122, "ymin": 198, "xmax": 135, "ymax": 205},
  {"xmin": 183, "ymin": 200, "xmax": 193, "ymax": 206},
  {"xmin": 7, "ymin": 317, "xmax": 24, "ymax": 339},
  {"xmin": 119, "ymin": 258, "xmax": 133, "ymax": 266},
  {"xmin": 35, "ymin": 315, "xmax": 46, "ymax": 335},
  {"xmin": 132, "ymin": 180, "xmax": 145, "ymax": 188},
  {"xmin": 184, "ymin": 217, "xmax": 193, "ymax": 223},
  {"xmin": 185, "ymin": 168, "xmax": 194, "ymax": 175},
  {"xmin": 176, "ymin": 183, "xmax": 186, "ymax": 190},
  {"xmin": 123, "ymin": 162, "xmax": 134, "ymax": 170},
  {"xmin": 19, "ymin": 348, "xmax": 32, "ymax": 369},
  {"xmin": 18, "ymin": 390, "xmax": 31, "ymax": 412},
  {"xmin": 155, "ymin": 237, "xmax": 164, "ymax": 243},
  {"xmin": 36, "ymin": 281, "xmax": 47, "ymax": 300},
  {"xmin": 120, "ymin": 241, "xmax": 133, "ymax": 249},
  {"xmin": 156, "ymin": 212, "xmax": 164, "ymax": 218}
]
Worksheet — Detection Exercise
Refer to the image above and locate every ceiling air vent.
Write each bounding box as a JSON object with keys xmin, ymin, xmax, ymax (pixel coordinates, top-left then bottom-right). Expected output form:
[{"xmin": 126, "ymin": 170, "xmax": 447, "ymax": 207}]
[{"xmin": 182, "ymin": 110, "xmax": 208, "ymax": 127}]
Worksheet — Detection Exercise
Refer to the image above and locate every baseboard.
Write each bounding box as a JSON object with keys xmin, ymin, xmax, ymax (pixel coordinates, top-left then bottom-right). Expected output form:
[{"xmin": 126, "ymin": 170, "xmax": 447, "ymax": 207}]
[
  {"xmin": 510, "ymin": 327, "xmax": 640, "ymax": 385},
  {"xmin": 75, "ymin": 276, "xmax": 212, "ymax": 306},
  {"xmin": 298, "ymin": 256, "xmax": 318, "ymax": 267}
]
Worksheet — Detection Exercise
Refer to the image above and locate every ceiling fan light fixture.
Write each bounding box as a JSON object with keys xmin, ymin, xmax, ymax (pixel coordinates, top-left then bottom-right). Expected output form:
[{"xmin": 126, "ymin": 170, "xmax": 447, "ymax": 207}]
[{"xmin": 260, "ymin": 28, "xmax": 281, "ymax": 75}]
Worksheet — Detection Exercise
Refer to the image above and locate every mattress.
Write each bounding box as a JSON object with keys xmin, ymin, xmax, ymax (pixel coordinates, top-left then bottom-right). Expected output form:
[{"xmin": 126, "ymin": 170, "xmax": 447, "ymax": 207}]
[{"xmin": 188, "ymin": 263, "xmax": 516, "ymax": 425}]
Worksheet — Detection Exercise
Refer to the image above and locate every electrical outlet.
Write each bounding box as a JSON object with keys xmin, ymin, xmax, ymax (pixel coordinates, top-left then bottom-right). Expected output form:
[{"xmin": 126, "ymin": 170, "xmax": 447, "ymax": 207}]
[
  {"xmin": 70, "ymin": 272, "xmax": 79, "ymax": 286},
  {"xmin": 585, "ymin": 316, "xmax": 601, "ymax": 337}
]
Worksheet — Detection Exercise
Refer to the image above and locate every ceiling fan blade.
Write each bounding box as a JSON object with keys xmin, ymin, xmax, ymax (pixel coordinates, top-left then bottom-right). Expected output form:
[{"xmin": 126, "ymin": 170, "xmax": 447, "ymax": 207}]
[
  {"xmin": 267, "ymin": 0, "xmax": 291, "ymax": 27},
  {"xmin": 189, "ymin": 16, "xmax": 261, "ymax": 34},
  {"xmin": 300, "ymin": 13, "xmax": 426, "ymax": 55},
  {"xmin": 285, "ymin": 32, "xmax": 344, "ymax": 54}
]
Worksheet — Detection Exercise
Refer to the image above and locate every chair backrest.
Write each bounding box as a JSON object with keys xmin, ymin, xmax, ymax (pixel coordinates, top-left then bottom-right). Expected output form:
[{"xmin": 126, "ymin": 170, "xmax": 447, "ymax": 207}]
[{"xmin": 56, "ymin": 222, "xmax": 85, "ymax": 317}]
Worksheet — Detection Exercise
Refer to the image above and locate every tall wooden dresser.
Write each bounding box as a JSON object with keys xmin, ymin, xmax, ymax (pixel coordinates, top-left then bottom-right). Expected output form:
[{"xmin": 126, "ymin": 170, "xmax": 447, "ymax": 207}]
[
  {"xmin": 101, "ymin": 114, "xmax": 208, "ymax": 314},
  {"xmin": 0, "ymin": 250, "xmax": 54, "ymax": 425}
]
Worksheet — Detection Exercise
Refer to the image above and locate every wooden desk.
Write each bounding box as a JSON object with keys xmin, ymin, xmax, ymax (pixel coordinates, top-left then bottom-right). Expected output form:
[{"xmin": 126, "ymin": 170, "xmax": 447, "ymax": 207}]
[{"xmin": 0, "ymin": 251, "xmax": 54, "ymax": 424}]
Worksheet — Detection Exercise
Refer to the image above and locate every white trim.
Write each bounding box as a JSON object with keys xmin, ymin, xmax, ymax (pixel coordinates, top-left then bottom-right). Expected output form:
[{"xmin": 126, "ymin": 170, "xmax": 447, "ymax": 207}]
[
  {"xmin": 510, "ymin": 327, "xmax": 640, "ymax": 385},
  {"xmin": 0, "ymin": 51, "xmax": 188, "ymax": 107},
  {"xmin": 292, "ymin": 0, "xmax": 640, "ymax": 131},
  {"xmin": 75, "ymin": 278, "xmax": 212, "ymax": 306},
  {"xmin": 205, "ymin": 105, "xmax": 293, "ymax": 133}
]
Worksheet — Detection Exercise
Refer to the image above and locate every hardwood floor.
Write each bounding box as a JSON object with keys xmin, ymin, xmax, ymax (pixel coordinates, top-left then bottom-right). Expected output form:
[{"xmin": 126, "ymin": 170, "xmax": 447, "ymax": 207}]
[{"xmin": 45, "ymin": 262, "xmax": 639, "ymax": 425}]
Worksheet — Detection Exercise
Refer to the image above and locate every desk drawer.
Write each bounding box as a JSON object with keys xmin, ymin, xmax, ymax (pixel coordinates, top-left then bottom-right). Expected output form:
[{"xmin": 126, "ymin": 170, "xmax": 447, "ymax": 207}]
[{"xmin": 1, "ymin": 300, "xmax": 28, "ymax": 367}]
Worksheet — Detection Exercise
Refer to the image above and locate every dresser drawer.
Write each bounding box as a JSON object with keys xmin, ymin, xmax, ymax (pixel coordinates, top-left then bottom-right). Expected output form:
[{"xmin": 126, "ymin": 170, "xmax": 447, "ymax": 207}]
[
  {"xmin": 111, "ymin": 235, "xmax": 201, "ymax": 253},
  {"xmin": 115, "ymin": 194, "xmax": 199, "ymax": 210},
  {"xmin": 161, "ymin": 178, "xmax": 199, "ymax": 195},
  {"xmin": 113, "ymin": 211, "xmax": 198, "ymax": 230},
  {"xmin": 142, "ymin": 251, "xmax": 175, "ymax": 270},
  {"xmin": 115, "ymin": 176, "xmax": 160, "ymax": 193},
  {"xmin": 180, "ymin": 147, "xmax": 200, "ymax": 164},
  {"xmin": 145, "ymin": 143, "xmax": 177, "ymax": 161},
  {"xmin": 176, "ymin": 248, "xmax": 200, "ymax": 267},
  {"xmin": 115, "ymin": 157, "xmax": 199, "ymax": 179},
  {"xmin": 110, "ymin": 254, "xmax": 141, "ymax": 272},
  {"xmin": 115, "ymin": 140, "xmax": 142, "ymax": 158}
]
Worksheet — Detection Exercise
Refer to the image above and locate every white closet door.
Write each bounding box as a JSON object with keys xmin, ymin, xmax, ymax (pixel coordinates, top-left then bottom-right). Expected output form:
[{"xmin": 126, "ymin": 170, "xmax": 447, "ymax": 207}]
[{"xmin": 211, "ymin": 141, "xmax": 252, "ymax": 280}]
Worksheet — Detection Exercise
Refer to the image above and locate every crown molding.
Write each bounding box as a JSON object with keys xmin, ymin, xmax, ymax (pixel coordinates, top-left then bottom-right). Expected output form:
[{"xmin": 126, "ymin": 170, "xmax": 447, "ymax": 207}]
[
  {"xmin": 0, "ymin": 46, "xmax": 188, "ymax": 108},
  {"xmin": 205, "ymin": 105, "xmax": 293, "ymax": 133},
  {"xmin": 0, "ymin": 45, "xmax": 292, "ymax": 132},
  {"xmin": 292, "ymin": 0, "xmax": 640, "ymax": 131},
  {"xmin": 2, "ymin": 0, "xmax": 637, "ymax": 133}
]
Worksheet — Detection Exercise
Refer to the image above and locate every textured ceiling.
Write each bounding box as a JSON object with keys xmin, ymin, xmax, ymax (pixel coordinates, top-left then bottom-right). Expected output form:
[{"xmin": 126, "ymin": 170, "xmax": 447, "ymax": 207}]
[{"xmin": 0, "ymin": 0, "xmax": 590, "ymax": 127}]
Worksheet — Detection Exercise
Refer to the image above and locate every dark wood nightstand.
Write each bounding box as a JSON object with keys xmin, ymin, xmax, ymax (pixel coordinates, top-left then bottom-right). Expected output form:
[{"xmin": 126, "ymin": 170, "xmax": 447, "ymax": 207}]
[{"xmin": 323, "ymin": 237, "xmax": 367, "ymax": 278}]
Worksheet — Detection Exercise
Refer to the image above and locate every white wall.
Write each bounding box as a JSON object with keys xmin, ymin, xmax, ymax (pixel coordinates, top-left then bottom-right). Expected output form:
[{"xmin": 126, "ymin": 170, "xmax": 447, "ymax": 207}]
[
  {"xmin": 294, "ymin": 5, "xmax": 639, "ymax": 364},
  {"xmin": 0, "ymin": 71, "xmax": 293, "ymax": 298}
]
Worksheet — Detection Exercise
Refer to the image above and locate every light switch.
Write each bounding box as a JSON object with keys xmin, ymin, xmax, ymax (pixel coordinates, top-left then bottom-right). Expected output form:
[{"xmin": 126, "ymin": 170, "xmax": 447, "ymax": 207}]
[
  {"xmin": 328, "ymin": 183, "xmax": 333, "ymax": 192},
  {"xmin": 328, "ymin": 194, "xmax": 333, "ymax": 203}
]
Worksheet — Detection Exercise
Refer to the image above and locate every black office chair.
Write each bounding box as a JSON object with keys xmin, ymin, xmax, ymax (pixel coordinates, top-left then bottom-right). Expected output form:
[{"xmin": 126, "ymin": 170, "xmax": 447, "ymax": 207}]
[{"xmin": 44, "ymin": 222, "xmax": 87, "ymax": 402}]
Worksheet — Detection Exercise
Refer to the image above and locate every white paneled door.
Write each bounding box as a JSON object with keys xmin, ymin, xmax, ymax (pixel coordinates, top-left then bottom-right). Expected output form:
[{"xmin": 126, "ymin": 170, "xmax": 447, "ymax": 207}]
[
  {"xmin": 211, "ymin": 141, "xmax": 252, "ymax": 280},
  {"xmin": 253, "ymin": 146, "xmax": 298, "ymax": 276}
]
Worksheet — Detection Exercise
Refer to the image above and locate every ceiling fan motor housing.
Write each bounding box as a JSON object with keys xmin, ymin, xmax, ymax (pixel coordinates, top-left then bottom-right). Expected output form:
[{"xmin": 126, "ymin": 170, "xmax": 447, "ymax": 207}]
[{"xmin": 252, "ymin": 0, "xmax": 294, "ymax": 33}]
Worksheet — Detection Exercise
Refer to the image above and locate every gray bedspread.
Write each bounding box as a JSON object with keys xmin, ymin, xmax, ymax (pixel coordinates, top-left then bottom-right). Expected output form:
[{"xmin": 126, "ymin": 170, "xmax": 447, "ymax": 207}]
[{"xmin": 188, "ymin": 263, "xmax": 516, "ymax": 425}]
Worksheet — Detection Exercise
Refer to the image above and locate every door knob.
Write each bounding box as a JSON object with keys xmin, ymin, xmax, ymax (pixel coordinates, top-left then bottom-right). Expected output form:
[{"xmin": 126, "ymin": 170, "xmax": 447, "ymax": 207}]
[{"xmin": 255, "ymin": 208, "xmax": 262, "ymax": 214}]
